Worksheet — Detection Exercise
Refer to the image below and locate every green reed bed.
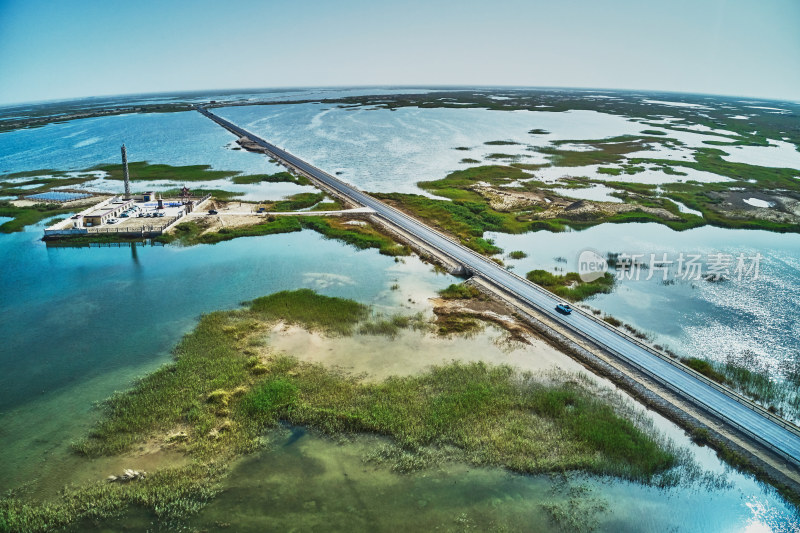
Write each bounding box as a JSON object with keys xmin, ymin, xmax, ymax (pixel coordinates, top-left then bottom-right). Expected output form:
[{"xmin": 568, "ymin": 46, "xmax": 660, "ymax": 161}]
[
  {"xmin": 248, "ymin": 289, "xmax": 369, "ymax": 336},
  {"xmin": 526, "ymin": 270, "xmax": 615, "ymax": 301},
  {"xmin": 93, "ymin": 161, "xmax": 238, "ymax": 182},
  {"xmin": 437, "ymin": 283, "xmax": 484, "ymax": 300},
  {"xmin": 434, "ymin": 313, "xmax": 484, "ymax": 336},
  {"xmin": 159, "ymin": 215, "xmax": 410, "ymax": 256},
  {"xmin": 239, "ymin": 359, "xmax": 677, "ymax": 481},
  {"xmin": 158, "ymin": 217, "xmax": 303, "ymax": 245},
  {"xmin": 358, "ymin": 313, "xmax": 429, "ymax": 337},
  {"xmin": 681, "ymin": 355, "xmax": 800, "ymax": 420},
  {"xmin": 230, "ymin": 171, "xmax": 310, "ymax": 186},
  {"xmin": 271, "ymin": 192, "xmax": 325, "ymax": 212},
  {"xmin": 297, "ymin": 217, "xmax": 410, "ymax": 256},
  {"xmin": 0, "ymin": 463, "xmax": 224, "ymax": 532}
]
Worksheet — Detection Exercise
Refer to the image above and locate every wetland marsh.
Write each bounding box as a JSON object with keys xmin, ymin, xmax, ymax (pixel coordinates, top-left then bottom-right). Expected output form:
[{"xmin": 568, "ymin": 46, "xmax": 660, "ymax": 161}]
[{"xmin": 2, "ymin": 87, "xmax": 800, "ymax": 531}]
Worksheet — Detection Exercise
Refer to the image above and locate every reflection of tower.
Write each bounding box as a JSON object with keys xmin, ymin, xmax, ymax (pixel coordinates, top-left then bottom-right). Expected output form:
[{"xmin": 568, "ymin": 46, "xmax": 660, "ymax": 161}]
[
  {"xmin": 121, "ymin": 144, "xmax": 131, "ymax": 199},
  {"xmin": 131, "ymin": 241, "xmax": 140, "ymax": 266}
]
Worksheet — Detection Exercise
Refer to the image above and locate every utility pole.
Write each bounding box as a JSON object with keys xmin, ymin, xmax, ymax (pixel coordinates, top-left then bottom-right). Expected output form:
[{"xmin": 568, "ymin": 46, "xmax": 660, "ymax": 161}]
[{"xmin": 121, "ymin": 144, "xmax": 131, "ymax": 199}]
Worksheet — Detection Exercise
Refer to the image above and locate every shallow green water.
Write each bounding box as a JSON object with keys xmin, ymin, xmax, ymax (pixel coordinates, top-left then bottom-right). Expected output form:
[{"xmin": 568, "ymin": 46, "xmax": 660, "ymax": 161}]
[{"xmin": 151, "ymin": 428, "xmax": 800, "ymax": 532}]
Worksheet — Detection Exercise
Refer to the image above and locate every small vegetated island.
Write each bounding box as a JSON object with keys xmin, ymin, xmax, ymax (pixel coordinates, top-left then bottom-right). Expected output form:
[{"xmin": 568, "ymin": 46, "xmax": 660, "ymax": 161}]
[{"xmin": 1, "ymin": 288, "xmax": 691, "ymax": 531}]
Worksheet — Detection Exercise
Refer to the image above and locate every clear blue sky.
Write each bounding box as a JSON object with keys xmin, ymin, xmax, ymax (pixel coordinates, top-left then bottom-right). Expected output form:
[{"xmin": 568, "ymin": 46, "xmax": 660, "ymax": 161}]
[{"xmin": 1, "ymin": 0, "xmax": 798, "ymax": 105}]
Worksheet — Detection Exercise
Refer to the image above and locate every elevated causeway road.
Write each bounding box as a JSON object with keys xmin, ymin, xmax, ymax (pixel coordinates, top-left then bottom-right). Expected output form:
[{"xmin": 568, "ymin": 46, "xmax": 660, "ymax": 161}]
[{"xmin": 198, "ymin": 107, "xmax": 800, "ymax": 468}]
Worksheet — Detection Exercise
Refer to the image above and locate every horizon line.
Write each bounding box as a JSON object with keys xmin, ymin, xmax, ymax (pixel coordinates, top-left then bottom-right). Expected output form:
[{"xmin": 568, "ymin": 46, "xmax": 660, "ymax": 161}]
[{"xmin": 2, "ymin": 84, "xmax": 799, "ymax": 109}]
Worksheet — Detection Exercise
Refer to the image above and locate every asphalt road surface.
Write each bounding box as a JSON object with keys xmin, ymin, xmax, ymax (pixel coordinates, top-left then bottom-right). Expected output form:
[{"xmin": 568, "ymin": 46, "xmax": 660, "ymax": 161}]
[{"xmin": 198, "ymin": 107, "xmax": 800, "ymax": 467}]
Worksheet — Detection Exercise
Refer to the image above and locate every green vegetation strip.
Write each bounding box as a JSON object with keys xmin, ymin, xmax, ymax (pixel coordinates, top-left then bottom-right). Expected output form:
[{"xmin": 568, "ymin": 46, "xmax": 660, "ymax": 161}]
[
  {"xmin": 271, "ymin": 192, "xmax": 325, "ymax": 212},
  {"xmin": 0, "ymin": 202, "xmax": 75, "ymax": 233},
  {"xmin": 230, "ymin": 171, "xmax": 310, "ymax": 186},
  {"xmin": 298, "ymin": 218, "xmax": 410, "ymax": 256},
  {"xmin": 158, "ymin": 216, "xmax": 410, "ymax": 257},
  {"xmin": 93, "ymin": 161, "xmax": 238, "ymax": 182},
  {"xmin": 165, "ymin": 187, "xmax": 243, "ymax": 201},
  {"xmin": 484, "ymin": 140, "xmax": 520, "ymax": 146},
  {"xmin": 438, "ymin": 283, "xmax": 484, "ymax": 300},
  {"xmin": 526, "ymin": 270, "xmax": 615, "ymax": 302},
  {"xmin": 0, "ymin": 175, "xmax": 91, "ymax": 197},
  {"xmin": 0, "ymin": 290, "xmax": 681, "ymax": 531}
]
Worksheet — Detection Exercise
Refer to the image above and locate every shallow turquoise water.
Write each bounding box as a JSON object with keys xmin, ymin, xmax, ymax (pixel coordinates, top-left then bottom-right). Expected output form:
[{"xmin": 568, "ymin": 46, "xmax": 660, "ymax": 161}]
[{"xmin": 0, "ymin": 226, "xmax": 437, "ymax": 413}]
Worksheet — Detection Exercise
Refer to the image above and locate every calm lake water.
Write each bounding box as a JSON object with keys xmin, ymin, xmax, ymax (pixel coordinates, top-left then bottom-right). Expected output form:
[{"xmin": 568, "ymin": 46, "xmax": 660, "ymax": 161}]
[
  {"xmin": 0, "ymin": 109, "xmax": 279, "ymax": 176},
  {"xmin": 5, "ymin": 99, "xmax": 798, "ymax": 196},
  {"xmin": 0, "ymin": 222, "xmax": 453, "ymax": 492},
  {"xmin": 487, "ymin": 223, "xmax": 800, "ymax": 379},
  {"xmin": 215, "ymin": 103, "xmax": 800, "ymax": 191},
  {"xmin": 1, "ymin": 93, "xmax": 799, "ymax": 529}
]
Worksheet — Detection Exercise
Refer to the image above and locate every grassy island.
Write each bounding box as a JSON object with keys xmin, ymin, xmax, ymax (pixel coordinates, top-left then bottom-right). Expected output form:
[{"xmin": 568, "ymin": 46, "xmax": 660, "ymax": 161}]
[
  {"xmin": 0, "ymin": 289, "xmax": 682, "ymax": 532},
  {"xmin": 526, "ymin": 270, "xmax": 615, "ymax": 302},
  {"xmin": 93, "ymin": 161, "xmax": 239, "ymax": 182},
  {"xmin": 230, "ymin": 171, "xmax": 311, "ymax": 186},
  {"xmin": 159, "ymin": 215, "xmax": 410, "ymax": 256}
]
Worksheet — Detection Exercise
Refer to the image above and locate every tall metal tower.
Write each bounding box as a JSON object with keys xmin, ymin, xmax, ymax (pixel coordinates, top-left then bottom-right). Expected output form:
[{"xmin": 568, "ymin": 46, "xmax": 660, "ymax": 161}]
[{"xmin": 121, "ymin": 144, "xmax": 131, "ymax": 199}]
